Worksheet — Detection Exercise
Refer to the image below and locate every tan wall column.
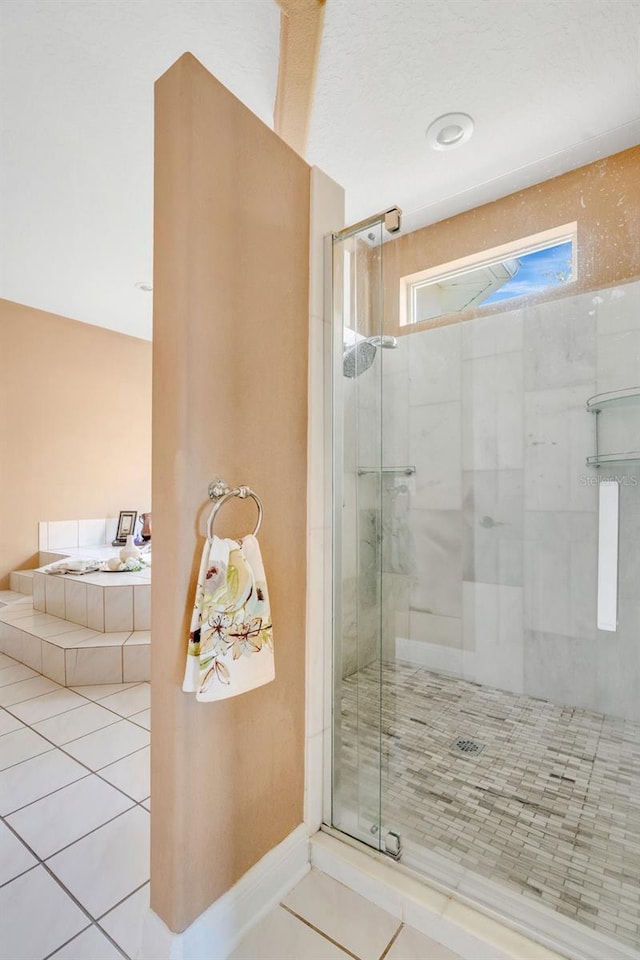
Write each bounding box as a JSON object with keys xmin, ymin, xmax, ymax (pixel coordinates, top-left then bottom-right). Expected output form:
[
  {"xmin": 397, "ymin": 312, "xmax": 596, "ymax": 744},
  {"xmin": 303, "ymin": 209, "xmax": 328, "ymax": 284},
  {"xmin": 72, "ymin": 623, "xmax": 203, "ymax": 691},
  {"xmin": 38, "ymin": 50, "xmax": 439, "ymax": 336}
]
[{"xmin": 152, "ymin": 54, "xmax": 310, "ymax": 932}]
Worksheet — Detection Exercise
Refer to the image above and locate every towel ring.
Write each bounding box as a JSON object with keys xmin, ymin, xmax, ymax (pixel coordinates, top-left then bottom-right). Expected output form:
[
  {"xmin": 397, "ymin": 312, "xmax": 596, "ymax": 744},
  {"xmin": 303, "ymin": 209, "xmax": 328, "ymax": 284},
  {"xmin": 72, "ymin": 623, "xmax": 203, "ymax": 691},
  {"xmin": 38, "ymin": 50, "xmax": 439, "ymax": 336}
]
[{"xmin": 206, "ymin": 484, "xmax": 263, "ymax": 540}]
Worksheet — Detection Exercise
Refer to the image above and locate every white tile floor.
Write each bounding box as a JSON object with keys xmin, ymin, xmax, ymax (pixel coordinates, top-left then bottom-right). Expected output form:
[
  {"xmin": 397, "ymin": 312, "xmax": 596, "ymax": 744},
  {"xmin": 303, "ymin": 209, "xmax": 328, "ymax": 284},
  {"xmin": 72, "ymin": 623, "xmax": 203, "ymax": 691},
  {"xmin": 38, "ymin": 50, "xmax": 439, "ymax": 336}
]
[
  {"xmin": 0, "ymin": 652, "xmax": 501, "ymax": 960},
  {"xmin": 0, "ymin": 654, "xmax": 150, "ymax": 959},
  {"xmin": 231, "ymin": 869, "xmax": 465, "ymax": 960}
]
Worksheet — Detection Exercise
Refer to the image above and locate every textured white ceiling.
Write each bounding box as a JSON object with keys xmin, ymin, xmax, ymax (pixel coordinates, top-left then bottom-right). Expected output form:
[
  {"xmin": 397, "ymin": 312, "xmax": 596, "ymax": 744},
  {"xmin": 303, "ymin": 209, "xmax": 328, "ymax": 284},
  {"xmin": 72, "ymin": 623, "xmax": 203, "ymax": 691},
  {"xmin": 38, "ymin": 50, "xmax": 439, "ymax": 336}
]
[
  {"xmin": 1, "ymin": 0, "xmax": 639, "ymax": 340},
  {"xmin": 308, "ymin": 0, "xmax": 640, "ymax": 232},
  {"xmin": 0, "ymin": 0, "xmax": 280, "ymax": 340}
]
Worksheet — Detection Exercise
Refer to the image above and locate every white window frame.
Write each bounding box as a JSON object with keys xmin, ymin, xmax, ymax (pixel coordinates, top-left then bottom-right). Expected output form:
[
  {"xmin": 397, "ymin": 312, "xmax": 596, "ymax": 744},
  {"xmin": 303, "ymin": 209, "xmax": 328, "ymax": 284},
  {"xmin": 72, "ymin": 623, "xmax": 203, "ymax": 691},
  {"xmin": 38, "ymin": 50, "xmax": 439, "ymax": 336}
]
[{"xmin": 399, "ymin": 222, "xmax": 578, "ymax": 327}]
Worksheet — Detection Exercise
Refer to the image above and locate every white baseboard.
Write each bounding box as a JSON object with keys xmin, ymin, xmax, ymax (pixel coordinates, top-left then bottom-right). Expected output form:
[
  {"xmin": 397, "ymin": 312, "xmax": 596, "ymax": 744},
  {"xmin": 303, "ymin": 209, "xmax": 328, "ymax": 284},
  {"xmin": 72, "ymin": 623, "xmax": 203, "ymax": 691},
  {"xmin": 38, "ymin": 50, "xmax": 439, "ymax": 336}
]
[{"xmin": 138, "ymin": 825, "xmax": 310, "ymax": 960}]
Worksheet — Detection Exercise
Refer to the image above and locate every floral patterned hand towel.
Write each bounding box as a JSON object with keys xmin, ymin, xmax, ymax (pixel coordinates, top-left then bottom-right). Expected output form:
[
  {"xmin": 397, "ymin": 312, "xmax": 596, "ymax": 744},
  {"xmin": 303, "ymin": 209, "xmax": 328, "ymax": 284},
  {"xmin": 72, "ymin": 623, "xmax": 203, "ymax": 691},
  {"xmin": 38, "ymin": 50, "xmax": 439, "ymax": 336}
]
[{"xmin": 183, "ymin": 533, "xmax": 274, "ymax": 701}]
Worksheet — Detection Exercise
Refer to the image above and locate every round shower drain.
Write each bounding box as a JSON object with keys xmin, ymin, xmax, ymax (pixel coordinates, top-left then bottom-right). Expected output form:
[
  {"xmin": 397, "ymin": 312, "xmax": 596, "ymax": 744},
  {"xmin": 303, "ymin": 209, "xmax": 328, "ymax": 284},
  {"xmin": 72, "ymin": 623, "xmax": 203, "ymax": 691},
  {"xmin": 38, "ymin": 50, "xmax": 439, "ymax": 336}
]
[{"xmin": 451, "ymin": 736, "xmax": 484, "ymax": 756}]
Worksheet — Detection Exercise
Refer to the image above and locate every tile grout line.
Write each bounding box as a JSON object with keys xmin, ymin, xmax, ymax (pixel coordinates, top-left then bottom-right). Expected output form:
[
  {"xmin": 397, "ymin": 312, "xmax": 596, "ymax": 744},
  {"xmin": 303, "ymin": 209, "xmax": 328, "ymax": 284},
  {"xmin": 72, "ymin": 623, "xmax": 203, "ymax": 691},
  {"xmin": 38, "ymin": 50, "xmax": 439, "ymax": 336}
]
[
  {"xmin": 280, "ymin": 903, "xmax": 364, "ymax": 960},
  {"xmin": 378, "ymin": 923, "xmax": 404, "ymax": 960},
  {"xmin": 0, "ymin": 671, "xmax": 145, "ymax": 714},
  {"xmin": 2, "ymin": 676, "xmax": 147, "ymax": 725},
  {"xmin": 42, "ymin": 920, "xmax": 130, "ymax": 960},
  {"xmin": 1, "ymin": 816, "xmax": 133, "ymax": 960},
  {"xmin": 1, "ymin": 735, "xmax": 150, "ymax": 957},
  {"xmin": 0, "ymin": 672, "xmax": 151, "ymax": 815},
  {"xmin": 1, "ymin": 706, "xmax": 149, "ymax": 764},
  {"xmin": 40, "ymin": 877, "xmax": 152, "ymax": 960},
  {"xmin": 0, "ymin": 801, "xmax": 145, "ymax": 878},
  {"xmin": 2, "ymin": 738, "xmax": 151, "ymax": 817}
]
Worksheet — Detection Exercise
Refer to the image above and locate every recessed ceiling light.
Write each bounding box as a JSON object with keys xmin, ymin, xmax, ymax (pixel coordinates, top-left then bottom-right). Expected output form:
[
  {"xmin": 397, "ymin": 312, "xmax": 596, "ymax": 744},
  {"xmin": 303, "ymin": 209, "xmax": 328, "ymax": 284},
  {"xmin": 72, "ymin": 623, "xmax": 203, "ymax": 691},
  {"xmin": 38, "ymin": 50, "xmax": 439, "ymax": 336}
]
[
  {"xmin": 134, "ymin": 281, "xmax": 153, "ymax": 292},
  {"xmin": 426, "ymin": 113, "xmax": 474, "ymax": 151}
]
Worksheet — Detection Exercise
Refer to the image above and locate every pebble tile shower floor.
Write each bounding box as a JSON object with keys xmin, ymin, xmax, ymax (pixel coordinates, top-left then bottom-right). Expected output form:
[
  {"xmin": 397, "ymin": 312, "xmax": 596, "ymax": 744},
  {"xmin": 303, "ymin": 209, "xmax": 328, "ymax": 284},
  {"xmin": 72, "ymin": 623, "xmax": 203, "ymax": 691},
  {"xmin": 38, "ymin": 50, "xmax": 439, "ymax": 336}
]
[{"xmin": 337, "ymin": 661, "xmax": 640, "ymax": 952}]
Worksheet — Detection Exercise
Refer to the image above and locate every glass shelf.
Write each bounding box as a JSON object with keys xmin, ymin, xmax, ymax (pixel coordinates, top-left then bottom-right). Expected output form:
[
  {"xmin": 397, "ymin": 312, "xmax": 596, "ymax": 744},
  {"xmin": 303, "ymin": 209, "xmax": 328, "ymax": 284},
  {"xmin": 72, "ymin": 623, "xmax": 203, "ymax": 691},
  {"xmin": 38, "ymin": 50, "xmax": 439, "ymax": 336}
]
[
  {"xmin": 586, "ymin": 386, "xmax": 640, "ymax": 413},
  {"xmin": 586, "ymin": 452, "xmax": 640, "ymax": 467}
]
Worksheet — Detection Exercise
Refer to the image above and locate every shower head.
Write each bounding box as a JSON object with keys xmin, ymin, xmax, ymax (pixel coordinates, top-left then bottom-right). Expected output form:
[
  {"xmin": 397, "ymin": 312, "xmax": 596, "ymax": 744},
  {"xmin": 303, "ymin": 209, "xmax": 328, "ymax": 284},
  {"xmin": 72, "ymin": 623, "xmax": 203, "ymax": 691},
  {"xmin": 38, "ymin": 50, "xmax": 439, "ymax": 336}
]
[{"xmin": 342, "ymin": 335, "xmax": 397, "ymax": 378}]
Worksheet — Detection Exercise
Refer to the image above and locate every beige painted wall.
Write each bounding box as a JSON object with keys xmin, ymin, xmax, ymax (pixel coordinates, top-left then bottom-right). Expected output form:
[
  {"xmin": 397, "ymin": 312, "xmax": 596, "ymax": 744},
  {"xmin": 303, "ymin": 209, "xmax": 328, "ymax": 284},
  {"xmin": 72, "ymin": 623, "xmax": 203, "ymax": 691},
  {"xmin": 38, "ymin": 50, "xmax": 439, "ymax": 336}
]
[
  {"xmin": 384, "ymin": 145, "xmax": 640, "ymax": 337},
  {"xmin": 0, "ymin": 299, "xmax": 151, "ymax": 587},
  {"xmin": 152, "ymin": 54, "xmax": 310, "ymax": 932}
]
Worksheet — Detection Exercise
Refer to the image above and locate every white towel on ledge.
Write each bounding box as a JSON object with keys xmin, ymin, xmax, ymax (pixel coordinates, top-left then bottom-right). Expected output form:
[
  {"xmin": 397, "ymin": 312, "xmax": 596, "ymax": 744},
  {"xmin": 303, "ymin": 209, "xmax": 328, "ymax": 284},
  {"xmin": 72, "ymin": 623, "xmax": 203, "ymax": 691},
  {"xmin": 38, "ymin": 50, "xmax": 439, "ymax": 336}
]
[
  {"xmin": 43, "ymin": 559, "xmax": 102, "ymax": 575},
  {"xmin": 183, "ymin": 534, "xmax": 275, "ymax": 702}
]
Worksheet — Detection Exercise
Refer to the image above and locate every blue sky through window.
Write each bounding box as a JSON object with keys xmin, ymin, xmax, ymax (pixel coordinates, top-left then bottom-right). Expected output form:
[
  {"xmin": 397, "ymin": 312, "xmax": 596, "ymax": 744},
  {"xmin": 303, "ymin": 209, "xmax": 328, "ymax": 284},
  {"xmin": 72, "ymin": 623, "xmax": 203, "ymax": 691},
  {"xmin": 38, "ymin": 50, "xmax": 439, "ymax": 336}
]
[{"xmin": 480, "ymin": 241, "xmax": 573, "ymax": 306}]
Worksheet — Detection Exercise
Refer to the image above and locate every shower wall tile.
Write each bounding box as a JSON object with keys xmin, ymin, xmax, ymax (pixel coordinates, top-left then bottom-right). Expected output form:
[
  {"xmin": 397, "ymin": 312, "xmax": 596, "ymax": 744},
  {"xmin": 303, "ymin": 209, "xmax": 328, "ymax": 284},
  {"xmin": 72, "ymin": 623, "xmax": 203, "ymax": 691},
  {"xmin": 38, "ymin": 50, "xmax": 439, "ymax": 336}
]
[
  {"xmin": 407, "ymin": 610, "xmax": 461, "ymax": 648},
  {"xmin": 523, "ymin": 509, "xmax": 597, "ymax": 544},
  {"xmin": 410, "ymin": 402, "xmax": 461, "ymax": 509},
  {"xmin": 461, "ymin": 308, "xmax": 524, "ymax": 360},
  {"xmin": 618, "ymin": 474, "xmax": 640, "ymax": 600},
  {"xmin": 596, "ymin": 281, "xmax": 640, "ymax": 336},
  {"xmin": 462, "ymin": 352, "xmax": 523, "ymax": 472},
  {"xmin": 381, "ymin": 483, "xmax": 414, "ymax": 576},
  {"xmin": 358, "ymin": 508, "xmax": 378, "ymax": 607},
  {"xmin": 524, "ymin": 383, "xmax": 597, "ymax": 512},
  {"xmin": 595, "ymin": 598, "xmax": 640, "ymax": 721},
  {"xmin": 409, "ymin": 510, "xmax": 462, "ymax": 619},
  {"xmin": 408, "ymin": 322, "xmax": 461, "ymax": 406},
  {"xmin": 383, "ymin": 334, "xmax": 409, "ymax": 378},
  {"xmin": 342, "ymin": 395, "xmax": 357, "ymax": 474},
  {"xmin": 462, "ymin": 582, "xmax": 523, "ymax": 694},
  {"xmin": 339, "ymin": 576, "xmax": 379, "ymax": 678},
  {"xmin": 523, "ymin": 629, "xmax": 597, "ymax": 711},
  {"xmin": 340, "ymin": 478, "xmax": 359, "ymax": 582},
  {"xmin": 523, "ymin": 298, "xmax": 596, "ymax": 391},
  {"xmin": 596, "ymin": 328, "xmax": 640, "ymax": 394},
  {"xmin": 378, "ymin": 279, "xmax": 640, "ymax": 714},
  {"xmin": 523, "ymin": 538, "xmax": 597, "ymax": 640},
  {"xmin": 462, "ymin": 470, "xmax": 523, "ymax": 586},
  {"xmin": 399, "ymin": 623, "xmax": 463, "ymax": 676},
  {"xmin": 354, "ymin": 385, "xmax": 382, "ymax": 471},
  {"xmin": 382, "ymin": 370, "xmax": 409, "ymax": 466},
  {"xmin": 381, "ymin": 573, "xmax": 410, "ymax": 657},
  {"xmin": 594, "ymin": 404, "xmax": 640, "ymax": 457}
]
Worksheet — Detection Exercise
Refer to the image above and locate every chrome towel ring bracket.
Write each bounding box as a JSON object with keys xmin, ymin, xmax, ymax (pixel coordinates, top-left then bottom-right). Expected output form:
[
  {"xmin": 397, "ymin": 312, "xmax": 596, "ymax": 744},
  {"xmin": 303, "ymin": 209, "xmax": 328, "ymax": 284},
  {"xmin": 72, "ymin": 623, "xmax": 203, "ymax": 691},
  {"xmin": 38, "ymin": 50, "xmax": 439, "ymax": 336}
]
[{"xmin": 207, "ymin": 478, "xmax": 263, "ymax": 540}]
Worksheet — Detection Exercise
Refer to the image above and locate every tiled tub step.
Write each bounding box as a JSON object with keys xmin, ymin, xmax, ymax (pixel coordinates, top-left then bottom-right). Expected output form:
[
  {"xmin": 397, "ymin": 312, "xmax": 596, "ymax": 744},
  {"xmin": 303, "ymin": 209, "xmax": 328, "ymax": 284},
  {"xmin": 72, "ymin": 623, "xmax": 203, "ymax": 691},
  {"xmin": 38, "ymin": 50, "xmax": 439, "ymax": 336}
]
[
  {"xmin": 9, "ymin": 570, "xmax": 34, "ymax": 595},
  {"xmin": 32, "ymin": 570, "xmax": 150, "ymax": 633},
  {"xmin": 0, "ymin": 597, "xmax": 149, "ymax": 686}
]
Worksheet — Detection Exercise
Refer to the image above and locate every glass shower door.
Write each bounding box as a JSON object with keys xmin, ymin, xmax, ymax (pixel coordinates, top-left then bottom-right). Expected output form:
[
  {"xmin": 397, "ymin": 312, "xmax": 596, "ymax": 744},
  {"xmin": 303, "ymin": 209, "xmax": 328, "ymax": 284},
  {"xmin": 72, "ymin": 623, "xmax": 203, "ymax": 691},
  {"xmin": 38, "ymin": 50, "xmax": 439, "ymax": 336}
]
[{"xmin": 332, "ymin": 218, "xmax": 385, "ymax": 850}]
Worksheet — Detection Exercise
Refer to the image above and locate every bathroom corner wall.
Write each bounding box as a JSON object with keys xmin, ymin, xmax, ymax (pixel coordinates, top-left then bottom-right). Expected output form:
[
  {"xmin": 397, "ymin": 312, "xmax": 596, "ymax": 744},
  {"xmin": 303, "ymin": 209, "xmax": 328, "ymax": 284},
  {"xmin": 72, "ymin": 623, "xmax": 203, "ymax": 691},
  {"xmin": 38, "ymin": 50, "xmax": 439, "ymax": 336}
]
[
  {"xmin": 0, "ymin": 299, "xmax": 151, "ymax": 587},
  {"xmin": 152, "ymin": 54, "xmax": 310, "ymax": 932}
]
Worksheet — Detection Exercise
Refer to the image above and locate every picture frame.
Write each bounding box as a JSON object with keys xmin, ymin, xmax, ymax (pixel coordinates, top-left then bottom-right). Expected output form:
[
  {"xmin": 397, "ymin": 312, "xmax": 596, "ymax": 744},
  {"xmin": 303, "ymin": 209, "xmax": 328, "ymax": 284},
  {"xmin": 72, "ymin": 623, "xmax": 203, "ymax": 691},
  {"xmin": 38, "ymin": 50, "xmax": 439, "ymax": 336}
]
[{"xmin": 112, "ymin": 510, "xmax": 137, "ymax": 545}]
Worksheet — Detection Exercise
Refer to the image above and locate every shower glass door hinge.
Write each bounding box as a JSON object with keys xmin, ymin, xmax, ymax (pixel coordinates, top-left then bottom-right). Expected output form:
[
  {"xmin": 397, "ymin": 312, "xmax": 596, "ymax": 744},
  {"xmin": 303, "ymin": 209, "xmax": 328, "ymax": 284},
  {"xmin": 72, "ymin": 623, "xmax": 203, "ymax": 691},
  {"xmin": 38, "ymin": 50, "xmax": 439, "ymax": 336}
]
[{"xmin": 384, "ymin": 831, "xmax": 402, "ymax": 861}]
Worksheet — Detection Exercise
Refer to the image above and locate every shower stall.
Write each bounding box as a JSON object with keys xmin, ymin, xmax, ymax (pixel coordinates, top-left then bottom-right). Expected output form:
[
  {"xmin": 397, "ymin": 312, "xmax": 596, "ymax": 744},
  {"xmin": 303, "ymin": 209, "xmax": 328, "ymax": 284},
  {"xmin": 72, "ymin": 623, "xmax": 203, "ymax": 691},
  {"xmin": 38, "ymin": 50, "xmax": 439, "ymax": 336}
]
[{"xmin": 330, "ymin": 177, "xmax": 640, "ymax": 958}]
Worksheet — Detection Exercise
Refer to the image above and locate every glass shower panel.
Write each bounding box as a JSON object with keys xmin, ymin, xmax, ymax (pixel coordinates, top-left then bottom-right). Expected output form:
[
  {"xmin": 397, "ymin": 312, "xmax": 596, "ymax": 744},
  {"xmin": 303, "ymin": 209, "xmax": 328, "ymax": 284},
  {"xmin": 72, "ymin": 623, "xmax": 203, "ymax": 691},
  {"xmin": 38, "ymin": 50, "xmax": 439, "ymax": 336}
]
[
  {"xmin": 332, "ymin": 157, "xmax": 640, "ymax": 956},
  {"xmin": 332, "ymin": 221, "xmax": 385, "ymax": 849}
]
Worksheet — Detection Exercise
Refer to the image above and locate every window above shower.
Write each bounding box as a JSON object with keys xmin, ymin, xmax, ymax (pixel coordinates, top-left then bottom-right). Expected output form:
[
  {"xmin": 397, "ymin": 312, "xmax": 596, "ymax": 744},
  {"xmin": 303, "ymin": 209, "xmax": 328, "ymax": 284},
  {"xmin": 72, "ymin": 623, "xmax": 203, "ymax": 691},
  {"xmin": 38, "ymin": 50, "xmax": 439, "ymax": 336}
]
[{"xmin": 400, "ymin": 222, "xmax": 577, "ymax": 327}]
